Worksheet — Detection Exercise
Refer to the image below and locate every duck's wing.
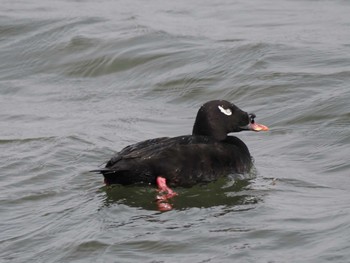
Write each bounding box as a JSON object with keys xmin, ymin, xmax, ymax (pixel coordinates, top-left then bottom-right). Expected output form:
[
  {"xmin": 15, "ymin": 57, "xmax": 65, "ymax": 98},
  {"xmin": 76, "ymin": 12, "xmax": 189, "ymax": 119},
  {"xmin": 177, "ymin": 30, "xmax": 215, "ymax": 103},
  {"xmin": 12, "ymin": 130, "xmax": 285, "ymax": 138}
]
[
  {"xmin": 105, "ymin": 137, "xmax": 175, "ymax": 167},
  {"xmin": 91, "ymin": 136, "xmax": 210, "ymax": 172},
  {"xmin": 90, "ymin": 136, "xmax": 183, "ymax": 174},
  {"xmin": 91, "ymin": 136, "xmax": 196, "ymax": 184},
  {"xmin": 115, "ymin": 137, "xmax": 173, "ymax": 160}
]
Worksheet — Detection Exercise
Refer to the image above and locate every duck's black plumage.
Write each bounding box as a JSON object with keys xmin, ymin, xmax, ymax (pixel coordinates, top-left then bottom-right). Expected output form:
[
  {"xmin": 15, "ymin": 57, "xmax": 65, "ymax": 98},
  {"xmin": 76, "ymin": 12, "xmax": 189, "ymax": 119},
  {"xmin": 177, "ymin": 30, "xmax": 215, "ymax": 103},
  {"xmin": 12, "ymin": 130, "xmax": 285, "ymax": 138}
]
[{"xmin": 93, "ymin": 100, "xmax": 268, "ymax": 187}]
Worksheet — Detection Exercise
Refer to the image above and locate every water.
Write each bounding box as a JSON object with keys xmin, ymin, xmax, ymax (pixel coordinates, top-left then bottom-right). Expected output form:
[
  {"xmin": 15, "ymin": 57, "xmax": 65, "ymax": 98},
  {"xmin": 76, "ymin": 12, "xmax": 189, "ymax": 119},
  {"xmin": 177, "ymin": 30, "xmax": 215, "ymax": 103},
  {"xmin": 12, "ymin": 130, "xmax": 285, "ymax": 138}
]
[{"xmin": 1, "ymin": 0, "xmax": 350, "ymax": 262}]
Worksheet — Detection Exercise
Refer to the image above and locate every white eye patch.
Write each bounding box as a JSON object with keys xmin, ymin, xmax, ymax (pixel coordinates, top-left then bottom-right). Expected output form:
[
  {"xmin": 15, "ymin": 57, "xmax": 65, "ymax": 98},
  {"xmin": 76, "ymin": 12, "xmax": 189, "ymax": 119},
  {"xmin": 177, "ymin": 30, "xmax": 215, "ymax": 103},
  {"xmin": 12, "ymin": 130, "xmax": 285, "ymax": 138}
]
[{"xmin": 218, "ymin": 105, "xmax": 232, "ymax": 116}]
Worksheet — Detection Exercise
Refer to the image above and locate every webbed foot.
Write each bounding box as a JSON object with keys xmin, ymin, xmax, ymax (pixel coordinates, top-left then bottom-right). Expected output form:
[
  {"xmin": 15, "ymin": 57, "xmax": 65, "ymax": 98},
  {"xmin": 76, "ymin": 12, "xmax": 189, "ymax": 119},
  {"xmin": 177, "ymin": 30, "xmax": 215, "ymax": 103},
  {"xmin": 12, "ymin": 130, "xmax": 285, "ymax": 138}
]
[{"xmin": 155, "ymin": 176, "xmax": 178, "ymax": 211}]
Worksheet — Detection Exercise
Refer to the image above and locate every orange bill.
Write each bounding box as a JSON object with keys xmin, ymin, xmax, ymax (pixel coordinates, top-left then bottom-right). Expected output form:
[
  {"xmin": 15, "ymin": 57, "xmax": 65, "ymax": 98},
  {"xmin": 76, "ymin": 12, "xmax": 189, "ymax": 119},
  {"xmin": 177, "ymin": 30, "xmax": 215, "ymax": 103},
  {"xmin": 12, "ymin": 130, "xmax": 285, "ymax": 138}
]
[{"xmin": 249, "ymin": 122, "xmax": 269, "ymax": 132}]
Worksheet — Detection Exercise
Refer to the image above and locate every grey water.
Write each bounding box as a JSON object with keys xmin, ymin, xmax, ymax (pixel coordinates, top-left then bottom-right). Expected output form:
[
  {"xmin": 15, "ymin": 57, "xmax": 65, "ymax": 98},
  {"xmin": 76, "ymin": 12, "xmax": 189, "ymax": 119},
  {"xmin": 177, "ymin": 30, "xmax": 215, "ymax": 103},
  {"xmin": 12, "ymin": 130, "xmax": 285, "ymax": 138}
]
[{"xmin": 1, "ymin": 0, "xmax": 350, "ymax": 262}]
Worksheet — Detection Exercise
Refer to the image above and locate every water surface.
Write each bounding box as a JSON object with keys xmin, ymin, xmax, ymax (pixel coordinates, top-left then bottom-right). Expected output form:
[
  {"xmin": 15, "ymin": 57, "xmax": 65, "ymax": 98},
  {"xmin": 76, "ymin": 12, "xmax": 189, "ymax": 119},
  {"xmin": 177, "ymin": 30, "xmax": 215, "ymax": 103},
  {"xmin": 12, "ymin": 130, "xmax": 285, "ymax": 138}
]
[{"xmin": 1, "ymin": 0, "xmax": 350, "ymax": 262}]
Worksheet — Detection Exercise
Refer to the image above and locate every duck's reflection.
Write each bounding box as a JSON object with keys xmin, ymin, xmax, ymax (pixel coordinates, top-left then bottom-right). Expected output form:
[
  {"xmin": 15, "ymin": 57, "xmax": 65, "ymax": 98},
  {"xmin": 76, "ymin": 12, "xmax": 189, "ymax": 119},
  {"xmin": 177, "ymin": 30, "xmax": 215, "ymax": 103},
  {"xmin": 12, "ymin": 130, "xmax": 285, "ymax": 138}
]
[{"xmin": 101, "ymin": 175, "xmax": 260, "ymax": 211}]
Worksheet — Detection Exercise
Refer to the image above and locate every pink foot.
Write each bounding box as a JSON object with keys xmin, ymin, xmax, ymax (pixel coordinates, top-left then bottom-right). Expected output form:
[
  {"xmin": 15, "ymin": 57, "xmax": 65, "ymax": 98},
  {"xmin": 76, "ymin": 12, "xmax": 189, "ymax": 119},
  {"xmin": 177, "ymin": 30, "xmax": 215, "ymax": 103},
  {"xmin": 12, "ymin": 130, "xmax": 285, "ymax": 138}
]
[
  {"xmin": 156, "ymin": 176, "xmax": 178, "ymax": 200},
  {"xmin": 157, "ymin": 202, "xmax": 173, "ymax": 212},
  {"xmin": 155, "ymin": 176, "xmax": 177, "ymax": 211}
]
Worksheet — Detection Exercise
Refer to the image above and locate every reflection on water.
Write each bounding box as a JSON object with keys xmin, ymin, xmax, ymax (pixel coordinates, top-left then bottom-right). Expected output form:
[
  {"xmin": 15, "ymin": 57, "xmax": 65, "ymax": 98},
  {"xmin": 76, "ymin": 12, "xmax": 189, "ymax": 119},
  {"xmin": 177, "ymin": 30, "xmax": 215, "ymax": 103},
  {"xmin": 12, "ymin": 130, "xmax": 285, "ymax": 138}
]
[
  {"xmin": 102, "ymin": 176, "xmax": 258, "ymax": 211},
  {"xmin": 1, "ymin": 0, "xmax": 350, "ymax": 262}
]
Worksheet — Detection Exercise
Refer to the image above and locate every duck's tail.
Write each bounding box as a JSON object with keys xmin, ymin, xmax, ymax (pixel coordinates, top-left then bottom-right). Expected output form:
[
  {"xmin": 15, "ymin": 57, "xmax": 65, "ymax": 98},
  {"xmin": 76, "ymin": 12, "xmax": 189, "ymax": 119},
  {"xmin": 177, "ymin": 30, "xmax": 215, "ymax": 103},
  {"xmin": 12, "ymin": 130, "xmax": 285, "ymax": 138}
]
[
  {"xmin": 89, "ymin": 168, "xmax": 111, "ymax": 174},
  {"xmin": 90, "ymin": 168, "xmax": 134, "ymax": 185}
]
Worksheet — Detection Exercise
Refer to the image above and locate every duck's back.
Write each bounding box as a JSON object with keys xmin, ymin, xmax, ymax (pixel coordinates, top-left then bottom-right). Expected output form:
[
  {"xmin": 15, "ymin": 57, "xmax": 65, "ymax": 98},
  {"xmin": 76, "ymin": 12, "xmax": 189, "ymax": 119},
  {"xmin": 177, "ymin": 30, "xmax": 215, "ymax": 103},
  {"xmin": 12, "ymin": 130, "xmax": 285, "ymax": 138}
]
[{"xmin": 100, "ymin": 135, "xmax": 252, "ymax": 187}]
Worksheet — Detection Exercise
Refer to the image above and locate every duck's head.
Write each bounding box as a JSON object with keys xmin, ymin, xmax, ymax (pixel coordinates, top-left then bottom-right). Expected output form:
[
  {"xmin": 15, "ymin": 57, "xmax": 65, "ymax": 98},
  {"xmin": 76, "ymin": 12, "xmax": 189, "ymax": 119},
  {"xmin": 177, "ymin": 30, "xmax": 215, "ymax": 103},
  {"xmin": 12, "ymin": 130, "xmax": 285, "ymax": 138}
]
[{"xmin": 192, "ymin": 100, "xmax": 269, "ymax": 141}]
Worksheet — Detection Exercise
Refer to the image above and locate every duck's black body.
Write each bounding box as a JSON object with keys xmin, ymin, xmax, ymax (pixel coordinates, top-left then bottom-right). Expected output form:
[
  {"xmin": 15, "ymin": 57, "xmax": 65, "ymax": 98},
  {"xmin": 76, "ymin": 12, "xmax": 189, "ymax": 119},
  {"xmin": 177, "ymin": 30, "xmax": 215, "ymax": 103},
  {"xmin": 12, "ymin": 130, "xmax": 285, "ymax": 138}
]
[
  {"xmin": 93, "ymin": 100, "xmax": 268, "ymax": 187},
  {"xmin": 101, "ymin": 135, "xmax": 251, "ymax": 187}
]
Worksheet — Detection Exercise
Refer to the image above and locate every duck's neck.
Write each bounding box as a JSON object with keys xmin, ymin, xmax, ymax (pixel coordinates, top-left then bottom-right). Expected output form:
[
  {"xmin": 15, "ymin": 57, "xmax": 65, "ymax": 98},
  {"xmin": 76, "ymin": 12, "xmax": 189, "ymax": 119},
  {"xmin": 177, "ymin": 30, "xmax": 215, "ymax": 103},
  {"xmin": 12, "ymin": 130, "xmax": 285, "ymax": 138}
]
[
  {"xmin": 192, "ymin": 113, "xmax": 210, "ymax": 137},
  {"xmin": 192, "ymin": 110, "xmax": 227, "ymax": 141}
]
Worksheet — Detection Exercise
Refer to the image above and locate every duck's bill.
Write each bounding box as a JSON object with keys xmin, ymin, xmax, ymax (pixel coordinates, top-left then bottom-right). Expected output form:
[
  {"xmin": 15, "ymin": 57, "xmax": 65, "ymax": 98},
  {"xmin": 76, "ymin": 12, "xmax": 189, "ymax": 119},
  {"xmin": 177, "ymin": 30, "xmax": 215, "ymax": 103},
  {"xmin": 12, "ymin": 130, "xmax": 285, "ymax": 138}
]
[{"xmin": 248, "ymin": 122, "xmax": 269, "ymax": 132}]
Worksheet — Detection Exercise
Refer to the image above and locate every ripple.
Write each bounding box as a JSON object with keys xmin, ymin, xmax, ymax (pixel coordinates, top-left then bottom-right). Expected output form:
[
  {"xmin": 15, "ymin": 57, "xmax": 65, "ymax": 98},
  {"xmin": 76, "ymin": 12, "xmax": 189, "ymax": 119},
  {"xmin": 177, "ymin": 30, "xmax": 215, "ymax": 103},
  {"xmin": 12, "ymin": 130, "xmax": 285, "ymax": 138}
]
[{"xmin": 1, "ymin": 0, "xmax": 350, "ymax": 262}]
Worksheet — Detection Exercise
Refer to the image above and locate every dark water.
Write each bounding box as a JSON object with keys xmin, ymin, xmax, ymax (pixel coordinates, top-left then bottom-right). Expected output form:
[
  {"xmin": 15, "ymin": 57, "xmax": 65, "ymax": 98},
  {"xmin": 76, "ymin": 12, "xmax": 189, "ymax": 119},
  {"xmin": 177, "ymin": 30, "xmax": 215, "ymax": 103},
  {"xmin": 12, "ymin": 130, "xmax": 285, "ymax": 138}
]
[{"xmin": 1, "ymin": 0, "xmax": 350, "ymax": 262}]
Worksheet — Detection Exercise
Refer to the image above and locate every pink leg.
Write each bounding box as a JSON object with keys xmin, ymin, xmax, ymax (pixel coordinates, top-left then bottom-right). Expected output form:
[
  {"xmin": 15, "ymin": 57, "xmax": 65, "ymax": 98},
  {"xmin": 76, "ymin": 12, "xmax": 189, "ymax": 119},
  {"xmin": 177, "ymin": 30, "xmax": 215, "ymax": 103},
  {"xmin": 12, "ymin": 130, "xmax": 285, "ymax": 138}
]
[
  {"xmin": 156, "ymin": 177, "xmax": 178, "ymax": 200},
  {"xmin": 155, "ymin": 176, "xmax": 178, "ymax": 211}
]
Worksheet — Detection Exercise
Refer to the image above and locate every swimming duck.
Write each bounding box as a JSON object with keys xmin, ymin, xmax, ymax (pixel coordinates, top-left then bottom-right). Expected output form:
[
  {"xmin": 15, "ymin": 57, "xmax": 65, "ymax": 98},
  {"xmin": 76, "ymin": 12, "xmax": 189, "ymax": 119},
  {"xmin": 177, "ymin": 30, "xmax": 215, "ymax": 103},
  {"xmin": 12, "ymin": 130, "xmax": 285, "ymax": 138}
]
[{"xmin": 92, "ymin": 100, "xmax": 268, "ymax": 208}]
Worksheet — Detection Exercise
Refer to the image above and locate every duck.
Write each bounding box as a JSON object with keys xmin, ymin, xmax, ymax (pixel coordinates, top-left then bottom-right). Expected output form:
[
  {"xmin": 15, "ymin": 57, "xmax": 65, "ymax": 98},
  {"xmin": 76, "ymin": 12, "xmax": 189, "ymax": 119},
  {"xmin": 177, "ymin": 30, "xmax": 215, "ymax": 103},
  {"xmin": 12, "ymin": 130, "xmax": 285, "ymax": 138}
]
[{"xmin": 92, "ymin": 100, "xmax": 268, "ymax": 208}]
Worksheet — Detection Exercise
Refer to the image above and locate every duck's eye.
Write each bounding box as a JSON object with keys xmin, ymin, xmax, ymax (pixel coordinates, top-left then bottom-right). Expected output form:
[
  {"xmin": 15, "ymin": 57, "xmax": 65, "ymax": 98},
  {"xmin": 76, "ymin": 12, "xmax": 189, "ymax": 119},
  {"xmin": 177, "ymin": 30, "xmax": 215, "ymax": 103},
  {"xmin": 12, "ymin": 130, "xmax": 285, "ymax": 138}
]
[
  {"xmin": 249, "ymin": 113, "xmax": 256, "ymax": 123},
  {"xmin": 218, "ymin": 105, "xmax": 232, "ymax": 116}
]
